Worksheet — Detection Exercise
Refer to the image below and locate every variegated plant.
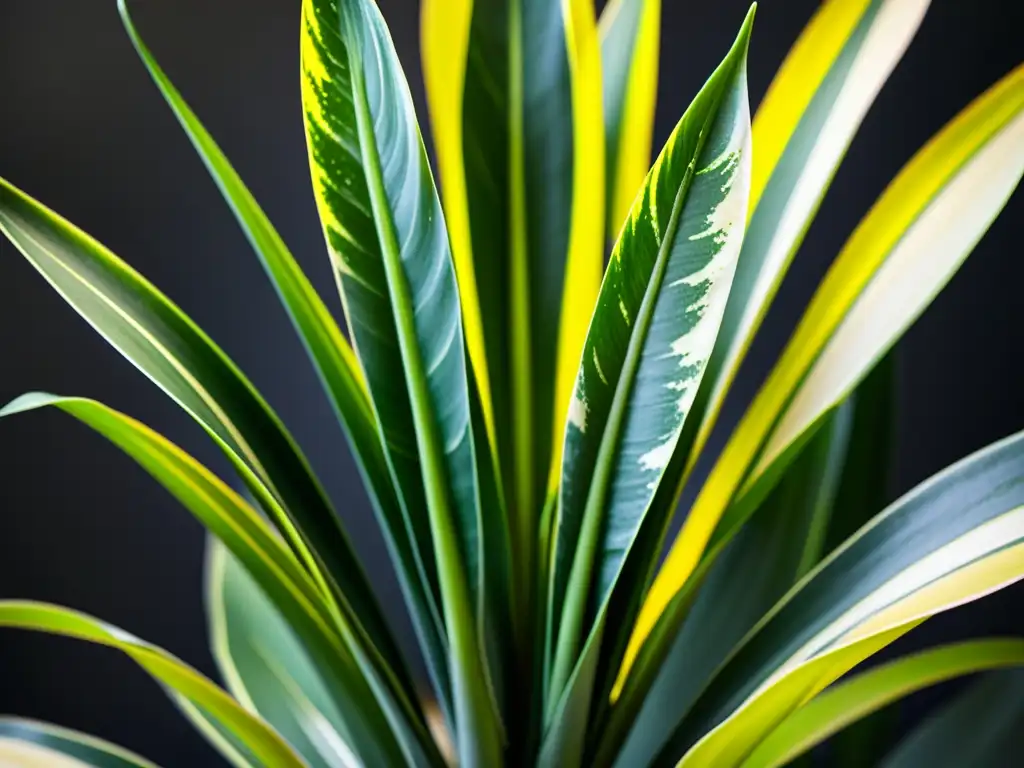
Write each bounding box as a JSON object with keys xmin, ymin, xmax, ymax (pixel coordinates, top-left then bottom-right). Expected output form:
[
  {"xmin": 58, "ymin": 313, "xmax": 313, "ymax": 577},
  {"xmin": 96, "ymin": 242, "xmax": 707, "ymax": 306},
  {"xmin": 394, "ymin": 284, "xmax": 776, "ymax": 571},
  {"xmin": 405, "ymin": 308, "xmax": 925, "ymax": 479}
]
[{"xmin": 2, "ymin": 0, "xmax": 1023, "ymax": 766}]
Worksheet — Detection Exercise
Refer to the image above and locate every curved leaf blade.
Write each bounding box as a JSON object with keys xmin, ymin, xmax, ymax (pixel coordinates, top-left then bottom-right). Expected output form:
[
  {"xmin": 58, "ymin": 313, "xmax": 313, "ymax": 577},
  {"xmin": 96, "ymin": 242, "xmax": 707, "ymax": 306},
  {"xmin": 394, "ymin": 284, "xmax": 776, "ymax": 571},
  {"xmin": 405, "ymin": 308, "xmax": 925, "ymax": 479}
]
[
  {"xmin": 0, "ymin": 394, "xmax": 435, "ymax": 766},
  {"xmin": 116, "ymin": 7, "xmax": 448, "ymax": 715},
  {"xmin": 626, "ymin": 62, "xmax": 1024, "ymax": 678},
  {"xmin": 0, "ymin": 602, "xmax": 304, "ymax": 768},
  {"xmin": 665, "ymin": 430, "xmax": 1024, "ymax": 765},
  {"xmin": 303, "ymin": 0, "xmax": 507, "ymax": 761},
  {"xmin": 0, "ymin": 175, "xmax": 407, "ymax": 689},
  {"xmin": 207, "ymin": 539, "xmax": 362, "ymax": 768},
  {"xmin": 600, "ymin": 0, "xmax": 661, "ymax": 237},
  {"xmin": 547, "ymin": 3, "xmax": 754, "ymax": 705},
  {"xmin": 692, "ymin": 0, "xmax": 929, "ymax": 458},
  {"xmin": 880, "ymin": 670, "xmax": 1024, "ymax": 767},
  {"xmin": 0, "ymin": 718, "xmax": 158, "ymax": 768},
  {"xmin": 744, "ymin": 638, "xmax": 1024, "ymax": 768}
]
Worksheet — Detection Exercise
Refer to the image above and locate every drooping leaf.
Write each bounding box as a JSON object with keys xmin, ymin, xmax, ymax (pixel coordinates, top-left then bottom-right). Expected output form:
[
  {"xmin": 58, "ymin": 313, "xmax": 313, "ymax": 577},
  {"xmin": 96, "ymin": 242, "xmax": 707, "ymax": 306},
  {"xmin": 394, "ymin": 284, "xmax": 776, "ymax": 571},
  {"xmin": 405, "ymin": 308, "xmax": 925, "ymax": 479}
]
[
  {"xmin": 422, "ymin": 0, "xmax": 604, "ymax": 570},
  {"xmin": 0, "ymin": 175, "xmax": 409, "ymax": 692},
  {"xmin": 624, "ymin": 62, "xmax": 1024, "ymax": 684},
  {"xmin": 0, "ymin": 394, "xmax": 438, "ymax": 767},
  {"xmin": 207, "ymin": 539, "xmax": 362, "ymax": 768},
  {"xmin": 662, "ymin": 429, "xmax": 1024, "ymax": 765},
  {"xmin": 0, "ymin": 602, "xmax": 304, "ymax": 768},
  {"xmin": 303, "ymin": 0, "xmax": 507, "ymax": 761},
  {"xmin": 535, "ymin": 9, "xmax": 754, "ymax": 766},
  {"xmin": 117, "ymin": 2, "xmax": 449, "ymax": 717},
  {"xmin": 744, "ymin": 638, "xmax": 1024, "ymax": 768},
  {"xmin": 880, "ymin": 669, "xmax": 1024, "ymax": 767},
  {"xmin": 0, "ymin": 718, "xmax": 158, "ymax": 768},
  {"xmin": 691, "ymin": 0, "xmax": 930, "ymax": 461},
  {"xmin": 600, "ymin": 0, "xmax": 661, "ymax": 237}
]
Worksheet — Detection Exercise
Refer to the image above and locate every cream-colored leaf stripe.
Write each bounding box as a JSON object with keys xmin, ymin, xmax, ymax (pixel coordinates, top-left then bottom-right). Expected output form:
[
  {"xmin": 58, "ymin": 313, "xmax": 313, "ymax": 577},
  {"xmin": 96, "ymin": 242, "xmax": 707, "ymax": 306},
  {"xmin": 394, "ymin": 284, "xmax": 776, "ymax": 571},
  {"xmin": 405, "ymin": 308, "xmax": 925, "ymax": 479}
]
[
  {"xmin": 0, "ymin": 718, "xmax": 160, "ymax": 768},
  {"xmin": 695, "ymin": 0, "xmax": 930, "ymax": 461},
  {"xmin": 679, "ymin": 509, "xmax": 1024, "ymax": 765},
  {"xmin": 743, "ymin": 638, "xmax": 1024, "ymax": 768},
  {"xmin": 620, "ymin": 63, "xmax": 1024, "ymax": 682}
]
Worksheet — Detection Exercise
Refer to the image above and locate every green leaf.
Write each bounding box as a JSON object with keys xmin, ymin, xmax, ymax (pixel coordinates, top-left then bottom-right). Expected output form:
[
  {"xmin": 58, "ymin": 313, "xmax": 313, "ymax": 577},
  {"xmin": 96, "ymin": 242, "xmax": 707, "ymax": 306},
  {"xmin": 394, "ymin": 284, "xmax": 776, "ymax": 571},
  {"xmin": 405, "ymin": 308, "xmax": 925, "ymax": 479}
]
[
  {"xmin": 0, "ymin": 602, "xmax": 304, "ymax": 768},
  {"xmin": 744, "ymin": 638, "xmax": 1024, "ymax": 768},
  {"xmin": 207, "ymin": 539, "xmax": 363, "ymax": 768},
  {"xmin": 624, "ymin": 62, "xmax": 1024, "ymax": 685},
  {"xmin": 0, "ymin": 174, "xmax": 409, "ymax": 694},
  {"xmin": 600, "ymin": 0, "xmax": 661, "ymax": 237},
  {"xmin": 661, "ymin": 429, "xmax": 1024, "ymax": 765},
  {"xmin": 546, "ymin": 1, "xmax": 754, "ymax": 710},
  {"xmin": 0, "ymin": 718, "xmax": 158, "ymax": 768},
  {"xmin": 691, "ymin": 0, "xmax": 928, "ymax": 462},
  {"xmin": 880, "ymin": 670, "xmax": 1024, "ymax": 767},
  {"xmin": 116, "ymin": 2, "xmax": 450, "ymax": 719},
  {"xmin": 302, "ymin": 0, "xmax": 508, "ymax": 762},
  {"xmin": 607, "ymin": 395, "xmax": 856, "ymax": 766},
  {"xmin": 422, "ymin": 0, "xmax": 605, "ymax": 570},
  {"xmin": 0, "ymin": 394, "xmax": 437, "ymax": 766},
  {"xmin": 535, "ymin": 9, "xmax": 755, "ymax": 765}
]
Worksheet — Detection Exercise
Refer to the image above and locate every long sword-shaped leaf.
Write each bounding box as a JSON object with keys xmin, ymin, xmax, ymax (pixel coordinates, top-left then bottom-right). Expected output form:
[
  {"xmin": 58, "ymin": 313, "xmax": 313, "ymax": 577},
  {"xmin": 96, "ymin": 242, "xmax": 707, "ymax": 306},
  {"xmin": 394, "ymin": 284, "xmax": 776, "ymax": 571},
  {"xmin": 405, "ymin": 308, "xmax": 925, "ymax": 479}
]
[
  {"xmin": 0, "ymin": 175, "xmax": 409, "ymax": 691},
  {"xmin": 0, "ymin": 602, "xmax": 304, "ymax": 768},
  {"xmin": 303, "ymin": 1, "xmax": 506, "ymax": 762},
  {"xmin": 608, "ymin": 397, "xmax": 855, "ymax": 766},
  {"xmin": 744, "ymin": 638, "xmax": 1024, "ymax": 768},
  {"xmin": 623, "ymin": 63, "xmax": 1024, "ymax": 684},
  {"xmin": 117, "ymin": 2, "xmax": 449, "ymax": 717},
  {"xmin": 691, "ymin": 0, "xmax": 929, "ymax": 461},
  {"xmin": 547, "ymin": 4, "xmax": 753, "ymax": 706},
  {"xmin": 0, "ymin": 718, "xmax": 158, "ymax": 768},
  {"xmin": 534, "ymin": 12, "xmax": 754, "ymax": 765},
  {"xmin": 0, "ymin": 394, "xmax": 438, "ymax": 766},
  {"xmin": 207, "ymin": 539, "xmax": 362, "ymax": 768},
  {"xmin": 659, "ymin": 430, "xmax": 1024, "ymax": 765},
  {"xmin": 880, "ymin": 669, "xmax": 1024, "ymax": 767},
  {"xmin": 422, "ymin": 0, "xmax": 604, "ymax": 567},
  {"xmin": 600, "ymin": 0, "xmax": 661, "ymax": 238}
]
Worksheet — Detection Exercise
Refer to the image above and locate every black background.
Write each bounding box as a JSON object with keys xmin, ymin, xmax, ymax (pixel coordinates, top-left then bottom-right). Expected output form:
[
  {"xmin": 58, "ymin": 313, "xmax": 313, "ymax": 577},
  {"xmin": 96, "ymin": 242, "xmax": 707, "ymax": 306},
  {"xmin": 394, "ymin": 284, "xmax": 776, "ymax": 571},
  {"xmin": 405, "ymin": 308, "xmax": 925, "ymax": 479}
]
[{"xmin": 1, "ymin": 0, "xmax": 1022, "ymax": 764}]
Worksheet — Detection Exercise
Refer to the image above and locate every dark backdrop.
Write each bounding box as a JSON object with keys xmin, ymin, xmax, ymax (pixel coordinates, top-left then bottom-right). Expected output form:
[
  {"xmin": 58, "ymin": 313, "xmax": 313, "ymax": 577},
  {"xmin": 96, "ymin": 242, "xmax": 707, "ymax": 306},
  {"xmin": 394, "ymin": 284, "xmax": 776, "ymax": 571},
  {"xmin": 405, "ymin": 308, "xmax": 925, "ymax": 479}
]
[{"xmin": 1, "ymin": 0, "xmax": 1021, "ymax": 764}]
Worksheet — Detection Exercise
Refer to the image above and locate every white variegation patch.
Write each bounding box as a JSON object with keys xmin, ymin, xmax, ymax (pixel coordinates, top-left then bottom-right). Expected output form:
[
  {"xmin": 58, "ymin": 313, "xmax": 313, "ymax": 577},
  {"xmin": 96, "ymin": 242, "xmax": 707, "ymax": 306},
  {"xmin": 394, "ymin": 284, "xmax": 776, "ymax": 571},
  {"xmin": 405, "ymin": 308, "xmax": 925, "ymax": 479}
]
[
  {"xmin": 638, "ymin": 435, "xmax": 676, "ymax": 473},
  {"xmin": 568, "ymin": 390, "xmax": 589, "ymax": 433}
]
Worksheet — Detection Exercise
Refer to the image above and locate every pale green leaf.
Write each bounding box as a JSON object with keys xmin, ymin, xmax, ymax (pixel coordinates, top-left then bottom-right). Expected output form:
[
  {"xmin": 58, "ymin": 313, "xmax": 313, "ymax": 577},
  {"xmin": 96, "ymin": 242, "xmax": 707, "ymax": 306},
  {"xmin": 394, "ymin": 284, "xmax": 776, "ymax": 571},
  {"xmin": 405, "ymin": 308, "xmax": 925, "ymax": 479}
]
[{"xmin": 0, "ymin": 718, "xmax": 158, "ymax": 768}]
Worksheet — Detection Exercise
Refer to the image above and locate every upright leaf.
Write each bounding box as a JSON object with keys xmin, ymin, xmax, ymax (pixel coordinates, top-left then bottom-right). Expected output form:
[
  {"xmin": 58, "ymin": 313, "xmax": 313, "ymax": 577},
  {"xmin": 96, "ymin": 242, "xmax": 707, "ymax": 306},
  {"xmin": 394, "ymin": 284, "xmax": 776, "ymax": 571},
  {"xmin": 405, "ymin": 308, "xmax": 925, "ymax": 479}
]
[
  {"xmin": 117, "ymin": 2, "xmax": 449, "ymax": 717},
  {"xmin": 600, "ymin": 0, "xmax": 661, "ymax": 237},
  {"xmin": 691, "ymin": 0, "xmax": 929, "ymax": 460},
  {"xmin": 624, "ymin": 63, "xmax": 1024, "ymax": 683},
  {"xmin": 0, "ymin": 176, "xmax": 409, "ymax": 692},
  {"xmin": 422, "ymin": 0, "xmax": 605, "ymax": 574},
  {"xmin": 0, "ymin": 603, "xmax": 305, "ymax": 768},
  {"xmin": 0, "ymin": 718, "xmax": 158, "ymax": 768},
  {"xmin": 547, "ymin": 4, "xmax": 754, "ymax": 704},
  {"xmin": 303, "ymin": 0, "xmax": 507, "ymax": 762}
]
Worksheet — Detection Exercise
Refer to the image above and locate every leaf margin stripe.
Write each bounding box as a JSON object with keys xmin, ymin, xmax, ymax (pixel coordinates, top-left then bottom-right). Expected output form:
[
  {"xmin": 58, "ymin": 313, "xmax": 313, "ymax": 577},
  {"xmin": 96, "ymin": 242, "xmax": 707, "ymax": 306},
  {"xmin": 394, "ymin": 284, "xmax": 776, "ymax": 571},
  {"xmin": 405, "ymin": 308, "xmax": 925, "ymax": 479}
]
[
  {"xmin": 742, "ymin": 638, "xmax": 1024, "ymax": 768},
  {"xmin": 620, "ymin": 61, "xmax": 1024, "ymax": 682},
  {"xmin": 0, "ymin": 717, "xmax": 160, "ymax": 768},
  {"xmin": 0, "ymin": 602, "xmax": 305, "ymax": 768}
]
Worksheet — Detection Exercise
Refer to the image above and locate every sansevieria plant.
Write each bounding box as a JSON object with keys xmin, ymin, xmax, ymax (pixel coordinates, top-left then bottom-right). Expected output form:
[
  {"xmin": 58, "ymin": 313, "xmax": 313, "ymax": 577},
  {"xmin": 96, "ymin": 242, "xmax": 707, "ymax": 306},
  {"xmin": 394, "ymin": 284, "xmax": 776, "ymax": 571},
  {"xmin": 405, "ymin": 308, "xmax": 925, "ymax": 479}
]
[{"xmin": 2, "ymin": 0, "xmax": 1024, "ymax": 765}]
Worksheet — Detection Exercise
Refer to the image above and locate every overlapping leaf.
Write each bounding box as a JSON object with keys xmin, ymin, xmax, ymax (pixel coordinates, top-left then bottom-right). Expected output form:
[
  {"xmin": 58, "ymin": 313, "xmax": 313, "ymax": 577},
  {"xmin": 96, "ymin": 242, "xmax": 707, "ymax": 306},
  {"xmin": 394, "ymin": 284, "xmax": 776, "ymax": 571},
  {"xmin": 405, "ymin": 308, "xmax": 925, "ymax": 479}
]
[
  {"xmin": 623, "ymin": 62, "xmax": 1024, "ymax": 691},
  {"xmin": 745, "ymin": 638, "xmax": 1024, "ymax": 767},
  {"xmin": 303, "ymin": 0, "xmax": 508, "ymax": 761},
  {"xmin": 0, "ymin": 718, "xmax": 158, "ymax": 768},
  {"xmin": 0, "ymin": 175, "xmax": 407, "ymax": 690},
  {"xmin": 0, "ymin": 394, "xmax": 438, "ymax": 767},
  {"xmin": 664, "ymin": 430, "xmax": 1024, "ymax": 765},
  {"xmin": 0, "ymin": 602, "xmax": 304, "ymax": 768}
]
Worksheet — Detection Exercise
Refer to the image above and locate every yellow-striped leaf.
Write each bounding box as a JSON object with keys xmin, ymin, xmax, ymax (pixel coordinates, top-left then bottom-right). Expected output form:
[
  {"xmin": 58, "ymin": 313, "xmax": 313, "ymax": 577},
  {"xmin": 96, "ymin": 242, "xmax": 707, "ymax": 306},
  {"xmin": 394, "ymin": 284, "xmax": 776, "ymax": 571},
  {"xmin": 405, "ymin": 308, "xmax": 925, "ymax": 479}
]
[
  {"xmin": 0, "ymin": 718, "xmax": 158, "ymax": 768},
  {"xmin": 623, "ymin": 63, "xmax": 1024, "ymax": 687}
]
